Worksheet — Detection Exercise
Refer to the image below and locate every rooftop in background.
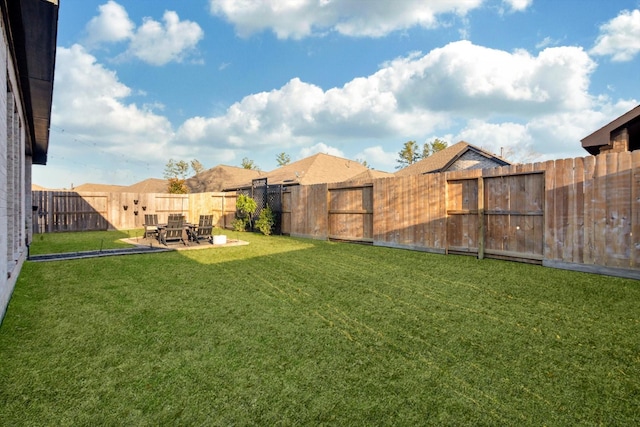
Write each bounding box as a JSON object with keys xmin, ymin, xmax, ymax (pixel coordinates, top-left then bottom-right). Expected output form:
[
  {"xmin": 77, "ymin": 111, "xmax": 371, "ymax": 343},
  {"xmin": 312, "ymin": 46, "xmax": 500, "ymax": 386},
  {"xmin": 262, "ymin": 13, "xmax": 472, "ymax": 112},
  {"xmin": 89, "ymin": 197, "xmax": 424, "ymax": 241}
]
[
  {"xmin": 186, "ymin": 165, "xmax": 263, "ymax": 193},
  {"xmin": 225, "ymin": 153, "xmax": 370, "ymax": 190},
  {"xmin": 581, "ymin": 105, "xmax": 640, "ymax": 156},
  {"xmin": 395, "ymin": 141, "xmax": 511, "ymax": 177}
]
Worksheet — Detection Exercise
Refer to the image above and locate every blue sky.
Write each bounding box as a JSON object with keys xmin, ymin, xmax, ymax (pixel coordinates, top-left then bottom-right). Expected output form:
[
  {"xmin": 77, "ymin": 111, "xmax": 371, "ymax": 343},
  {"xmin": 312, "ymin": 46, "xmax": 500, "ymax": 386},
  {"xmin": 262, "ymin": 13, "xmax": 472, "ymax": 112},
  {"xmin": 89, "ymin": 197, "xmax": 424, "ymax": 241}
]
[{"xmin": 34, "ymin": 0, "xmax": 640, "ymax": 188}]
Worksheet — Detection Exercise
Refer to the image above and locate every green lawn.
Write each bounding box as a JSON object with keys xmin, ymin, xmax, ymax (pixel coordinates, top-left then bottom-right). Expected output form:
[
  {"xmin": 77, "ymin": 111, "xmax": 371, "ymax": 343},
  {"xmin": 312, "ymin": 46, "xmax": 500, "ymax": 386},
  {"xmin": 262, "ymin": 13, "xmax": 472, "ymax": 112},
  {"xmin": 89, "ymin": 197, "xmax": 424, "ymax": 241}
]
[{"xmin": 1, "ymin": 231, "xmax": 639, "ymax": 425}]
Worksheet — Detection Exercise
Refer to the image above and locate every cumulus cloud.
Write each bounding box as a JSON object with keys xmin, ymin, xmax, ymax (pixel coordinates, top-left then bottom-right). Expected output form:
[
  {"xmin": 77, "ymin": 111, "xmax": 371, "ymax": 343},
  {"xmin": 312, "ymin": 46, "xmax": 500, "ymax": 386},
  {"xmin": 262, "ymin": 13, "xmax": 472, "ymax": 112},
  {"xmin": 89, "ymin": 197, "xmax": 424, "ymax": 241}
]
[
  {"xmin": 126, "ymin": 11, "xmax": 204, "ymax": 65},
  {"xmin": 209, "ymin": 0, "xmax": 482, "ymax": 39},
  {"xmin": 52, "ymin": 45, "xmax": 174, "ymax": 157},
  {"xmin": 502, "ymin": 0, "xmax": 532, "ymax": 13},
  {"xmin": 590, "ymin": 9, "xmax": 640, "ymax": 61},
  {"xmin": 356, "ymin": 146, "xmax": 398, "ymax": 170},
  {"xmin": 84, "ymin": 0, "xmax": 134, "ymax": 46},
  {"xmin": 299, "ymin": 143, "xmax": 344, "ymax": 158},
  {"xmin": 177, "ymin": 40, "xmax": 598, "ymax": 160},
  {"xmin": 84, "ymin": 1, "xmax": 203, "ymax": 65}
]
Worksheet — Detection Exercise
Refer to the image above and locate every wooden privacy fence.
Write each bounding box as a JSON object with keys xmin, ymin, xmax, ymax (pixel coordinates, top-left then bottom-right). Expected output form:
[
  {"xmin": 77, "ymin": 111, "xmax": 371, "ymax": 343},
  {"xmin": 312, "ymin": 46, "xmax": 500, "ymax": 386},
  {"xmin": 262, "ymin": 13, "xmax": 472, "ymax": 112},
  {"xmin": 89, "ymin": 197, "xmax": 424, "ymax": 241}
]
[
  {"xmin": 32, "ymin": 191, "xmax": 237, "ymax": 233},
  {"xmin": 284, "ymin": 152, "xmax": 640, "ymax": 279}
]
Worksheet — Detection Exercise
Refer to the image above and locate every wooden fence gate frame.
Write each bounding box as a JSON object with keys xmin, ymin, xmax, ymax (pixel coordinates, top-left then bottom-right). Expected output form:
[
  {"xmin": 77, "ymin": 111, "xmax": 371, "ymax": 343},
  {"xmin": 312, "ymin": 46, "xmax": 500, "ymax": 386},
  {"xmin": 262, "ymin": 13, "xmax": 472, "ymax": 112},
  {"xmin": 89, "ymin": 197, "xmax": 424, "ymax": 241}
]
[{"xmin": 446, "ymin": 171, "xmax": 545, "ymax": 264}]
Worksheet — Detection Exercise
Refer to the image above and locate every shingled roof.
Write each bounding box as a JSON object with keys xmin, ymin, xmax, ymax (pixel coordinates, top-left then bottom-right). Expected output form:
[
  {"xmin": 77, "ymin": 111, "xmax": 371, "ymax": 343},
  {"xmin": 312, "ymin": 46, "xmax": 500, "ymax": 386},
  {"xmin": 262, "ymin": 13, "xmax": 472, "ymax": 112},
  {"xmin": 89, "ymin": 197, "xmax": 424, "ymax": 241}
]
[
  {"xmin": 187, "ymin": 165, "xmax": 263, "ymax": 193},
  {"xmin": 125, "ymin": 178, "xmax": 168, "ymax": 193},
  {"xmin": 395, "ymin": 141, "xmax": 510, "ymax": 176},
  {"xmin": 71, "ymin": 183, "xmax": 127, "ymax": 192},
  {"xmin": 227, "ymin": 153, "xmax": 370, "ymax": 189},
  {"xmin": 581, "ymin": 104, "xmax": 640, "ymax": 155},
  {"xmin": 341, "ymin": 169, "xmax": 394, "ymax": 184}
]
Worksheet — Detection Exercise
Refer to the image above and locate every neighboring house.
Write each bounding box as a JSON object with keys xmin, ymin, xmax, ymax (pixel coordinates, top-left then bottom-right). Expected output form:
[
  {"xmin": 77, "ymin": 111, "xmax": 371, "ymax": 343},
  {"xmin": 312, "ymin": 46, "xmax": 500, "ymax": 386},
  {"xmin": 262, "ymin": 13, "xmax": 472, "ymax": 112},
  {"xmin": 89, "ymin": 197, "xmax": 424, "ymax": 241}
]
[
  {"xmin": 581, "ymin": 105, "xmax": 640, "ymax": 155},
  {"xmin": 1, "ymin": 0, "xmax": 59, "ymax": 322},
  {"xmin": 340, "ymin": 169, "xmax": 394, "ymax": 184},
  {"xmin": 186, "ymin": 165, "xmax": 263, "ymax": 193},
  {"xmin": 72, "ymin": 183, "xmax": 127, "ymax": 192},
  {"xmin": 395, "ymin": 141, "xmax": 511, "ymax": 177},
  {"xmin": 125, "ymin": 178, "xmax": 169, "ymax": 194},
  {"xmin": 225, "ymin": 153, "xmax": 371, "ymax": 190}
]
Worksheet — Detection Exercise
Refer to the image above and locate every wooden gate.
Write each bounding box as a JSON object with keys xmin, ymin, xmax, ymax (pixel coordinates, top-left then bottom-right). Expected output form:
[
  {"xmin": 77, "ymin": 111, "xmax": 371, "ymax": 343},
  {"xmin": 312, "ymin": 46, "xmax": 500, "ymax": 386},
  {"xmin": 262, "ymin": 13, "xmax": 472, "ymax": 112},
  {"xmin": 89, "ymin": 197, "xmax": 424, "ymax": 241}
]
[
  {"xmin": 328, "ymin": 184, "xmax": 373, "ymax": 243},
  {"xmin": 446, "ymin": 171, "xmax": 544, "ymax": 263}
]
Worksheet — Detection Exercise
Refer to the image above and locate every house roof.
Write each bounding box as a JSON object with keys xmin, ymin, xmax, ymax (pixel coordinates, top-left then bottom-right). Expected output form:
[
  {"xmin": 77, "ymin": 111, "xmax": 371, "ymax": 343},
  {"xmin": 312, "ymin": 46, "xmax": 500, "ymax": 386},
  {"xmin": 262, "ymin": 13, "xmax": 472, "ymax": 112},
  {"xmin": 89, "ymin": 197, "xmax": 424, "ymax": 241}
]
[
  {"xmin": 2, "ymin": 0, "xmax": 59, "ymax": 165},
  {"xmin": 125, "ymin": 178, "xmax": 168, "ymax": 193},
  {"xmin": 394, "ymin": 141, "xmax": 510, "ymax": 176},
  {"xmin": 581, "ymin": 105, "xmax": 640, "ymax": 155},
  {"xmin": 186, "ymin": 165, "xmax": 263, "ymax": 193},
  {"xmin": 72, "ymin": 183, "xmax": 127, "ymax": 192},
  {"xmin": 227, "ymin": 153, "xmax": 370, "ymax": 189},
  {"xmin": 341, "ymin": 169, "xmax": 394, "ymax": 184}
]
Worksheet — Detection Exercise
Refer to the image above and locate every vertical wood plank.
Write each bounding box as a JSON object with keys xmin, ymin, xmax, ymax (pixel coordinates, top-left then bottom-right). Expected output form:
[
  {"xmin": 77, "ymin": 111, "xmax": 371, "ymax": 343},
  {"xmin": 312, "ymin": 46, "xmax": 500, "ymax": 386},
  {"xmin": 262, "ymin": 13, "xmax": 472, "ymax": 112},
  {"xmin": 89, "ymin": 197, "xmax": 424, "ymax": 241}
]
[
  {"xmin": 478, "ymin": 177, "xmax": 485, "ymax": 259},
  {"xmin": 593, "ymin": 154, "xmax": 608, "ymax": 265},
  {"xmin": 544, "ymin": 159, "xmax": 556, "ymax": 261},
  {"xmin": 631, "ymin": 150, "xmax": 640, "ymax": 268}
]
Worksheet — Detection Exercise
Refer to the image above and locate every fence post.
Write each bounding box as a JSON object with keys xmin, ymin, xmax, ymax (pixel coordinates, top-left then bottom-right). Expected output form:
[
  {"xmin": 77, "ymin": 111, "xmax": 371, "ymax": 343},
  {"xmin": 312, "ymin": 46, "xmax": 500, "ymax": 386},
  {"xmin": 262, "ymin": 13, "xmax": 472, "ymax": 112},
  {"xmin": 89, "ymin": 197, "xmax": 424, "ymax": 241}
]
[{"xmin": 478, "ymin": 176, "xmax": 485, "ymax": 260}]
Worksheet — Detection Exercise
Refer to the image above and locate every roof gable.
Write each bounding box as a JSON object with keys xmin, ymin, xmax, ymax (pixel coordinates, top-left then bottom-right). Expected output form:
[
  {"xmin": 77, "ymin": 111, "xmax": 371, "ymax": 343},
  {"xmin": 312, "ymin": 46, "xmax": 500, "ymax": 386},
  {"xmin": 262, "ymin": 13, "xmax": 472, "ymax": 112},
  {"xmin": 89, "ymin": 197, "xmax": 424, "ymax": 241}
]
[
  {"xmin": 395, "ymin": 141, "xmax": 510, "ymax": 176},
  {"xmin": 581, "ymin": 105, "xmax": 640, "ymax": 155}
]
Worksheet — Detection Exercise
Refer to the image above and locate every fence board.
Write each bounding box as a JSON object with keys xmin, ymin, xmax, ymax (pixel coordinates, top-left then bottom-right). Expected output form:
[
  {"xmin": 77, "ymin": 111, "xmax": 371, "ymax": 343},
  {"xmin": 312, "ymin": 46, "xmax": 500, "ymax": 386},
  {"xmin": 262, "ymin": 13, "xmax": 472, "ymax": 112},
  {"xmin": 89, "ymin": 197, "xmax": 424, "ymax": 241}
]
[
  {"xmin": 593, "ymin": 155, "xmax": 608, "ymax": 265},
  {"xmin": 33, "ymin": 152, "xmax": 640, "ymax": 278},
  {"xmin": 583, "ymin": 156, "xmax": 596, "ymax": 265},
  {"xmin": 632, "ymin": 151, "xmax": 640, "ymax": 268}
]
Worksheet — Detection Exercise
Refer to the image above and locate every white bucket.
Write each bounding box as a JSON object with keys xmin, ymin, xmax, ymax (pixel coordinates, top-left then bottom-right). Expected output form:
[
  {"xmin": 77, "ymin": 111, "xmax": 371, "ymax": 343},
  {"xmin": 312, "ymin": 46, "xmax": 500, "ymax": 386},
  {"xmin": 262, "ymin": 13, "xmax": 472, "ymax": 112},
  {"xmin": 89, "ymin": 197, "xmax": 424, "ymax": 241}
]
[{"xmin": 213, "ymin": 235, "xmax": 227, "ymax": 245}]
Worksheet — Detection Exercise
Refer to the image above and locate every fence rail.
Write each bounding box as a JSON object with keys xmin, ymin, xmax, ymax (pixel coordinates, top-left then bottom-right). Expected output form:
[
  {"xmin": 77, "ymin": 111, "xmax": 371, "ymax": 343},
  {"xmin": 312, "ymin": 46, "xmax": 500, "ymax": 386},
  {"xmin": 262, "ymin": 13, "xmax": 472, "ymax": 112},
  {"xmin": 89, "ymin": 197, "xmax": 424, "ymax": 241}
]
[
  {"xmin": 32, "ymin": 152, "xmax": 640, "ymax": 279},
  {"xmin": 284, "ymin": 152, "xmax": 640, "ymax": 279}
]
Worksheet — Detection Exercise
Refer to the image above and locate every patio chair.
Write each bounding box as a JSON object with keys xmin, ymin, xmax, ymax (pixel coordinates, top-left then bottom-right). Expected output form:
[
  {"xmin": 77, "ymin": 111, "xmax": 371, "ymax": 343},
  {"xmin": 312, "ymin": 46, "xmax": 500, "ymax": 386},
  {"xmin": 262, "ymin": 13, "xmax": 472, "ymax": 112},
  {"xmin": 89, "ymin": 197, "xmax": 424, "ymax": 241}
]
[
  {"xmin": 195, "ymin": 215, "xmax": 214, "ymax": 243},
  {"xmin": 158, "ymin": 215, "xmax": 187, "ymax": 246},
  {"xmin": 143, "ymin": 214, "xmax": 159, "ymax": 239}
]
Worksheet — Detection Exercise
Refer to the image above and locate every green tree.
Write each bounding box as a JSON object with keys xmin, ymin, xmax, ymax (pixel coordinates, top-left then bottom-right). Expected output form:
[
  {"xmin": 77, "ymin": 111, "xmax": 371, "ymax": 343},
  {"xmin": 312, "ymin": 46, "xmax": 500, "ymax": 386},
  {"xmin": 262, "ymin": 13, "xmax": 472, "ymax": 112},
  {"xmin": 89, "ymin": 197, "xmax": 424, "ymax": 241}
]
[
  {"xmin": 164, "ymin": 159, "xmax": 190, "ymax": 194},
  {"xmin": 396, "ymin": 140, "xmax": 420, "ymax": 169},
  {"xmin": 191, "ymin": 159, "xmax": 204, "ymax": 175},
  {"xmin": 276, "ymin": 152, "xmax": 291, "ymax": 167},
  {"xmin": 232, "ymin": 194, "xmax": 258, "ymax": 231},
  {"xmin": 422, "ymin": 138, "xmax": 448, "ymax": 158},
  {"xmin": 241, "ymin": 157, "xmax": 259, "ymax": 170},
  {"xmin": 255, "ymin": 206, "xmax": 276, "ymax": 235},
  {"xmin": 356, "ymin": 158, "xmax": 370, "ymax": 168}
]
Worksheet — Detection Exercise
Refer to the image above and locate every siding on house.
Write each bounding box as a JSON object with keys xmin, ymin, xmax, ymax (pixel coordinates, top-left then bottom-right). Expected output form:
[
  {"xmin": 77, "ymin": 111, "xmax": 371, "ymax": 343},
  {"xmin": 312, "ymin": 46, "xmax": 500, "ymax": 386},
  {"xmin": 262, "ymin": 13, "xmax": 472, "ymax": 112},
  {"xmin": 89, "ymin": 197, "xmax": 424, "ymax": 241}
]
[
  {"xmin": 447, "ymin": 150, "xmax": 505, "ymax": 172},
  {"xmin": 0, "ymin": 1, "xmax": 59, "ymax": 323}
]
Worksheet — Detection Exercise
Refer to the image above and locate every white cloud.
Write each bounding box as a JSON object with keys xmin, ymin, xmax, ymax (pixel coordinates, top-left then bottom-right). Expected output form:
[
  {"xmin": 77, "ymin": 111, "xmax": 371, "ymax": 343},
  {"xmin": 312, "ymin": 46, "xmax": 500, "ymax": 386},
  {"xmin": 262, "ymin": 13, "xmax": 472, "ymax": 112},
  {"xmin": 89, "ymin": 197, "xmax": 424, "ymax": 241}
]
[
  {"xmin": 356, "ymin": 146, "xmax": 397, "ymax": 170},
  {"xmin": 209, "ymin": 0, "xmax": 483, "ymax": 39},
  {"xmin": 454, "ymin": 120, "xmax": 533, "ymax": 160},
  {"xmin": 394, "ymin": 41, "xmax": 596, "ymax": 114},
  {"xmin": 502, "ymin": 0, "xmax": 532, "ymax": 13},
  {"xmin": 52, "ymin": 45, "xmax": 174, "ymax": 157},
  {"xmin": 126, "ymin": 11, "xmax": 204, "ymax": 65},
  {"xmin": 176, "ymin": 40, "xmax": 600, "ymax": 164},
  {"xmin": 84, "ymin": 2, "xmax": 203, "ymax": 66},
  {"xmin": 590, "ymin": 9, "xmax": 640, "ymax": 62},
  {"xmin": 299, "ymin": 143, "xmax": 344, "ymax": 158},
  {"xmin": 84, "ymin": 0, "xmax": 134, "ymax": 46}
]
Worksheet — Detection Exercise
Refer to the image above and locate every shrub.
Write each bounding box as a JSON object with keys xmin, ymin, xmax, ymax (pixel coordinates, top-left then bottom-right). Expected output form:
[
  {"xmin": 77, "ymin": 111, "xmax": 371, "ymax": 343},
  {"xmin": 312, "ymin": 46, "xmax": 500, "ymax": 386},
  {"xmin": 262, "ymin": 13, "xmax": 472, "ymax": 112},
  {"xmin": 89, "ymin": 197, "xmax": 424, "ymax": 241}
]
[
  {"xmin": 256, "ymin": 206, "xmax": 275, "ymax": 235},
  {"xmin": 233, "ymin": 194, "xmax": 257, "ymax": 231},
  {"xmin": 232, "ymin": 217, "xmax": 249, "ymax": 232}
]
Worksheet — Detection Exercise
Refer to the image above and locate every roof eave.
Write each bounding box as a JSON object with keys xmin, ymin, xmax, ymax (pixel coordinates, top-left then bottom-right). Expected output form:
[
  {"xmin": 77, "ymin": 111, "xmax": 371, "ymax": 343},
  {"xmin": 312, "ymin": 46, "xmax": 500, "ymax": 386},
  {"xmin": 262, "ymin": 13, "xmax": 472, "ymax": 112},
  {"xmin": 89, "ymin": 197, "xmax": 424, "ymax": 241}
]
[
  {"xmin": 581, "ymin": 105, "xmax": 640, "ymax": 153},
  {"xmin": 4, "ymin": 0, "xmax": 59, "ymax": 165}
]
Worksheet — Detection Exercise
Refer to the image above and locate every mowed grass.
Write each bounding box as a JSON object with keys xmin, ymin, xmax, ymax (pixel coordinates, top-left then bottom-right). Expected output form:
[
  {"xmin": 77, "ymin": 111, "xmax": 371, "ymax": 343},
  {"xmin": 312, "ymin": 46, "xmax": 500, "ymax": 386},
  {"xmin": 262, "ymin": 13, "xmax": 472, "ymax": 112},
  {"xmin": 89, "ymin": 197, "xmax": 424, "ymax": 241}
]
[{"xmin": 1, "ymin": 231, "xmax": 639, "ymax": 425}]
